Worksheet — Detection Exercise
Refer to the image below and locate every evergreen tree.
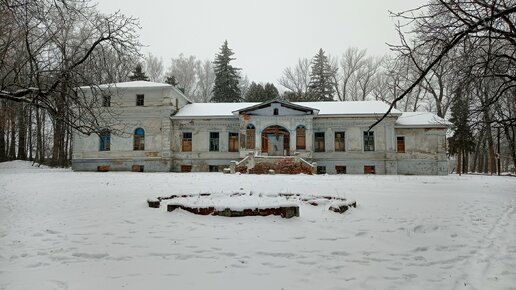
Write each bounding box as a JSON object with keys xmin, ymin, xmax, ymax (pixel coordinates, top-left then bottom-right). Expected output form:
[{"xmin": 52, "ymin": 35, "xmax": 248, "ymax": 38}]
[
  {"xmin": 211, "ymin": 40, "xmax": 241, "ymax": 102},
  {"xmin": 165, "ymin": 75, "xmax": 178, "ymax": 86},
  {"xmin": 308, "ymin": 48, "xmax": 336, "ymax": 101},
  {"xmin": 244, "ymin": 82, "xmax": 265, "ymax": 102},
  {"xmin": 448, "ymin": 89, "xmax": 475, "ymax": 175},
  {"xmin": 129, "ymin": 64, "xmax": 150, "ymax": 81},
  {"xmin": 264, "ymin": 83, "xmax": 280, "ymax": 100}
]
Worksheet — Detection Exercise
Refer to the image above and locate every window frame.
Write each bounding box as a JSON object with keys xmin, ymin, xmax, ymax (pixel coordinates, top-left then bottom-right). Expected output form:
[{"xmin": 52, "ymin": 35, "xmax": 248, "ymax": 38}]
[
  {"xmin": 209, "ymin": 132, "xmax": 219, "ymax": 152},
  {"xmin": 102, "ymin": 94, "xmax": 111, "ymax": 107},
  {"xmin": 397, "ymin": 136, "xmax": 406, "ymax": 153},
  {"xmin": 99, "ymin": 129, "xmax": 111, "ymax": 151},
  {"xmin": 136, "ymin": 94, "xmax": 144, "ymax": 106},
  {"xmin": 335, "ymin": 165, "xmax": 347, "ymax": 174},
  {"xmin": 363, "ymin": 131, "xmax": 375, "ymax": 152},
  {"xmin": 296, "ymin": 125, "xmax": 306, "ymax": 150},
  {"xmin": 228, "ymin": 132, "xmax": 239, "ymax": 152},
  {"xmin": 246, "ymin": 124, "xmax": 255, "ymax": 150},
  {"xmin": 182, "ymin": 132, "xmax": 192, "ymax": 152},
  {"xmin": 334, "ymin": 131, "xmax": 346, "ymax": 152},
  {"xmin": 314, "ymin": 132, "xmax": 325, "ymax": 152},
  {"xmin": 133, "ymin": 128, "xmax": 145, "ymax": 151}
]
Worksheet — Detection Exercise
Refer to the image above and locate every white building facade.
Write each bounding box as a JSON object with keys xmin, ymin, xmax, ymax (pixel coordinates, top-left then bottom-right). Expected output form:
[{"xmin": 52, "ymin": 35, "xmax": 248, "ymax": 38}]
[{"xmin": 72, "ymin": 81, "xmax": 449, "ymax": 175}]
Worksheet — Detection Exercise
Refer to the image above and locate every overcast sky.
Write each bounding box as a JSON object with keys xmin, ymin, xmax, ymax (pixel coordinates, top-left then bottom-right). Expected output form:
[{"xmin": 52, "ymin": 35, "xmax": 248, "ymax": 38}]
[{"xmin": 95, "ymin": 0, "xmax": 426, "ymax": 85}]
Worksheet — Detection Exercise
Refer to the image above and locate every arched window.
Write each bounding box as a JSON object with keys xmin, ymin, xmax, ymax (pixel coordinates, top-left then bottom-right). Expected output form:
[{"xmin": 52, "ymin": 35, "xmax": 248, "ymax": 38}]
[
  {"xmin": 134, "ymin": 128, "xmax": 145, "ymax": 150},
  {"xmin": 99, "ymin": 129, "xmax": 111, "ymax": 151},
  {"xmin": 246, "ymin": 124, "xmax": 255, "ymax": 149},
  {"xmin": 273, "ymin": 108, "xmax": 279, "ymax": 115},
  {"xmin": 296, "ymin": 125, "xmax": 306, "ymax": 150}
]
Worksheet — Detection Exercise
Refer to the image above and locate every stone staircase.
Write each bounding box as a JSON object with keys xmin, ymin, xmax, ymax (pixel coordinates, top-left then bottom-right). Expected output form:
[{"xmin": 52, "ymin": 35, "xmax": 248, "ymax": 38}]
[{"xmin": 227, "ymin": 152, "xmax": 317, "ymax": 174}]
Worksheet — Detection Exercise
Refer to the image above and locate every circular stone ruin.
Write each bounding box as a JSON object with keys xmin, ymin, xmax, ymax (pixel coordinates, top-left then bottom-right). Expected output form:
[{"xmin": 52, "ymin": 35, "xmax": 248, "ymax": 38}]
[{"xmin": 147, "ymin": 192, "xmax": 356, "ymax": 219}]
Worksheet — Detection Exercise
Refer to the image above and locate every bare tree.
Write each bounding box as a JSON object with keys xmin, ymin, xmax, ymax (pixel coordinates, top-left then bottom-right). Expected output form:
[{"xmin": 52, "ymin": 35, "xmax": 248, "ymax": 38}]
[
  {"xmin": 165, "ymin": 53, "xmax": 199, "ymax": 98},
  {"xmin": 194, "ymin": 59, "xmax": 215, "ymax": 103},
  {"xmin": 339, "ymin": 47, "xmax": 366, "ymax": 101},
  {"xmin": 144, "ymin": 53, "xmax": 164, "ymax": 82},
  {"xmin": 370, "ymin": 0, "xmax": 516, "ymax": 130},
  {"xmin": 278, "ymin": 58, "xmax": 311, "ymax": 99},
  {"xmin": 0, "ymin": 0, "xmax": 142, "ymax": 166}
]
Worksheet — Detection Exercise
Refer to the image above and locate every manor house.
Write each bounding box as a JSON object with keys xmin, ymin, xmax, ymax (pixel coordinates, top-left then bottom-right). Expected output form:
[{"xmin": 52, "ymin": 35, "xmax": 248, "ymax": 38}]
[{"xmin": 72, "ymin": 81, "xmax": 449, "ymax": 175}]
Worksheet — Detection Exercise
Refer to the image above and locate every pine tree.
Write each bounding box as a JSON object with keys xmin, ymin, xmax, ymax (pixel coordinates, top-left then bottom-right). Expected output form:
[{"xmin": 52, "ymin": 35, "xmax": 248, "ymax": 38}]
[
  {"xmin": 244, "ymin": 82, "xmax": 265, "ymax": 102},
  {"xmin": 308, "ymin": 48, "xmax": 336, "ymax": 101},
  {"xmin": 129, "ymin": 64, "xmax": 150, "ymax": 81},
  {"xmin": 165, "ymin": 75, "xmax": 178, "ymax": 86},
  {"xmin": 448, "ymin": 89, "xmax": 475, "ymax": 175},
  {"xmin": 264, "ymin": 83, "xmax": 280, "ymax": 100},
  {"xmin": 211, "ymin": 40, "xmax": 241, "ymax": 102}
]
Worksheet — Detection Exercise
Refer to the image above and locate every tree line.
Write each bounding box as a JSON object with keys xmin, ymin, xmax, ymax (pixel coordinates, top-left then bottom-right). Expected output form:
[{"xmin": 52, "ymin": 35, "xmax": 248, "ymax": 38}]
[{"xmin": 1, "ymin": 0, "xmax": 514, "ymax": 173}]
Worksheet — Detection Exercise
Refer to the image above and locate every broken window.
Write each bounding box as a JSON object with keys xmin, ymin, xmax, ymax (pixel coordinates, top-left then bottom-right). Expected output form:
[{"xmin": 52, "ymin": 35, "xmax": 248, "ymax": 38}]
[
  {"xmin": 397, "ymin": 136, "xmax": 405, "ymax": 153},
  {"xmin": 315, "ymin": 132, "xmax": 325, "ymax": 152},
  {"xmin": 363, "ymin": 131, "xmax": 375, "ymax": 151},
  {"xmin": 364, "ymin": 165, "xmax": 376, "ymax": 174},
  {"xmin": 181, "ymin": 165, "xmax": 192, "ymax": 172},
  {"xmin": 136, "ymin": 94, "xmax": 144, "ymax": 106},
  {"xmin": 317, "ymin": 166, "xmax": 326, "ymax": 174},
  {"xmin": 296, "ymin": 125, "xmax": 306, "ymax": 150},
  {"xmin": 209, "ymin": 132, "xmax": 219, "ymax": 151},
  {"xmin": 99, "ymin": 129, "xmax": 111, "ymax": 151},
  {"xmin": 133, "ymin": 128, "xmax": 145, "ymax": 150},
  {"xmin": 335, "ymin": 131, "xmax": 345, "ymax": 152},
  {"xmin": 336, "ymin": 165, "xmax": 347, "ymax": 174},
  {"xmin": 131, "ymin": 165, "xmax": 144, "ymax": 172},
  {"xmin": 182, "ymin": 132, "xmax": 192, "ymax": 152},
  {"xmin": 228, "ymin": 132, "xmax": 239, "ymax": 152},
  {"xmin": 246, "ymin": 124, "xmax": 255, "ymax": 149}
]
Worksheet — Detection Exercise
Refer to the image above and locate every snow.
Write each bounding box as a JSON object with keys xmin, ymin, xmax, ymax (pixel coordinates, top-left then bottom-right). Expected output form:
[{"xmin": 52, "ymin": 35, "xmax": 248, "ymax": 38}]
[
  {"xmin": 80, "ymin": 81, "xmax": 173, "ymax": 90},
  {"xmin": 173, "ymin": 101, "xmax": 403, "ymax": 118},
  {"xmin": 396, "ymin": 112, "xmax": 450, "ymax": 127},
  {"xmin": 1, "ymin": 161, "xmax": 515, "ymax": 290}
]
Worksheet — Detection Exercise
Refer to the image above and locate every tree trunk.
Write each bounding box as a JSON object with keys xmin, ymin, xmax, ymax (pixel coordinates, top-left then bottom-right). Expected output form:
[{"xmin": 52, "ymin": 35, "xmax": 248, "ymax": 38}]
[
  {"xmin": 17, "ymin": 104, "xmax": 27, "ymax": 160},
  {"xmin": 8, "ymin": 107, "xmax": 17, "ymax": 160},
  {"xmin": 504, "ymin": 126, "xmax": 516, "ymax": 172},
  {"xmin": 0, "ymin": 100, "xmax": 6, "ymax": 162}
]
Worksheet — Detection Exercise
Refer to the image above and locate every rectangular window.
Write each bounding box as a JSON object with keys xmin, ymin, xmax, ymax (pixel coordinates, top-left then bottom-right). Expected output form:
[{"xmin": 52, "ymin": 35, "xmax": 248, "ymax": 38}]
[
  {"xmin": 228, "ymin": 132, "xmax": 239, "ymax": 152},
  {"xmin": 136, "ymin": 94, "xmax": 144, "ymax": 106},
  {"xmin": 397, "ymin": 136, "xmax": 405, "ymax": 153},
  {"xmin": 182, "ymin": 132, "xmax": 192, "ymax": 152},
  {"xmin": 317, "ymin": 166, "xmax": 326, "ymax": 174},
  {"xmin": 209, "ymin": 132, "xmax": 219, "ymax": 152},
  {"xmin": 336, "ymin": 165, "xmax": 347, "ymax": 174},
  {"xmin": 314, "ymin": 132, "xmax": 325, "ymax": 152},
  {"xmin": 181, "ymin": 165, "xmax": 192, "ymax": 172},
  {"xmin": 296, "ymin": 127, "xmax": 306, "ymax": 150},
  {"xmin": 102, "ymin": 95, "xmax": 111, "ymax": 107},
  {"xmin": 363, "ymin": 131, "xmax": 375, "ymax": 151},
  {"xmin": 99, "ymin": 131, "xmax": 110, "ymax": 151},
  {"xmin": 335, "ymin": 131, "xmax": 345, "ymax": 152},
  {"xmin": 209, "ymin": 165, "xmax": 219, "ymax": 172},
  {"xmin": 131, "ymin": 165, "xmax": 144, "ymax": 172},
  {"xmin": 364, "ymin": 165, "xmax": 376, "ymax": 174}
]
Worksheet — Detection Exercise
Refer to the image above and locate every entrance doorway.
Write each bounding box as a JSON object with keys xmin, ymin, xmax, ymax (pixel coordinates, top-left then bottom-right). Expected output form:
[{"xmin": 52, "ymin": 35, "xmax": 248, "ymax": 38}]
[{"xmin": 261, "ymin": 126, "xmax": 290, "ymax": 156}]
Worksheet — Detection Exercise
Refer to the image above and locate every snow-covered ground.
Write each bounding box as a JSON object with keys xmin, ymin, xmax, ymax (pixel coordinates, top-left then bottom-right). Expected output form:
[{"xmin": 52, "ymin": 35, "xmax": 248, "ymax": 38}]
[{"xmin": 0, "ymin": 161, "xmax": 515, "ymax": 290}]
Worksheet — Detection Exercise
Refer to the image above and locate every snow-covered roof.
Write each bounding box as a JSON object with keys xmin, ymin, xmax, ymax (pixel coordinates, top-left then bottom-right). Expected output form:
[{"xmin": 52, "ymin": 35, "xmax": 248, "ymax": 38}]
[
  {"xmin": 395, "ymin": 112, "xmax": 450, "ymax": 128},
  {"xmin": 79, "ymin": 81, "xmax": 193, "ymax": 103},
  {"xmin": 173, "ymin": 101, "xmax": 402, "ymax": 118},
  {"xmin": 298, "ymin": 101, "xmax": 402, "ymax": 116},
  {"xmin": 81, "ymin": 81, "xmax": 174, "ymax": 89}
]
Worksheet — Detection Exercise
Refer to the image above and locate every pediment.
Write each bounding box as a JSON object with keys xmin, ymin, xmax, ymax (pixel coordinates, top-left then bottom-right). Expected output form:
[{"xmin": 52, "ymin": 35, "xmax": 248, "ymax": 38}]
[{"xmin": 233, "ymin": 100, "xmax": 318, "ymax": 116}]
